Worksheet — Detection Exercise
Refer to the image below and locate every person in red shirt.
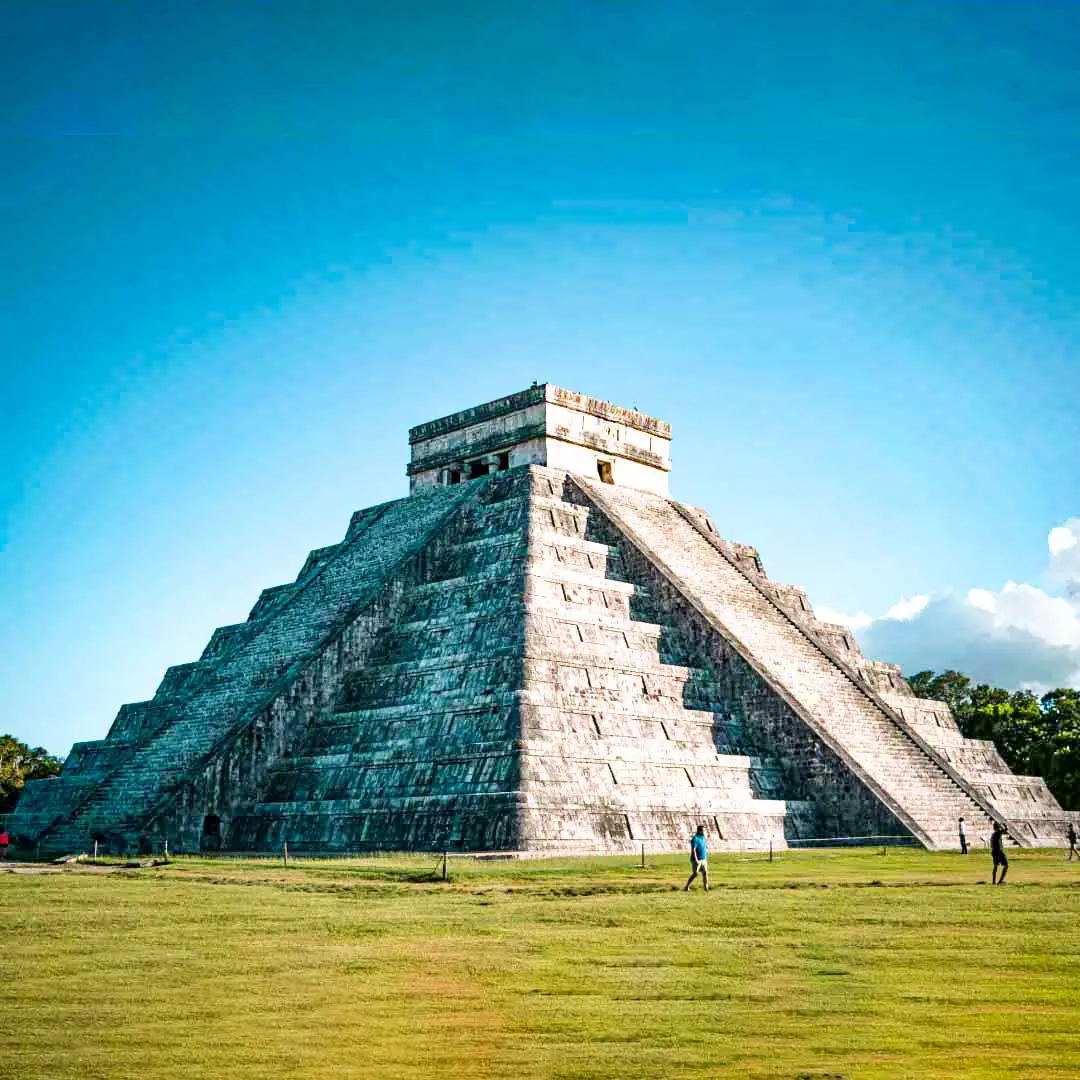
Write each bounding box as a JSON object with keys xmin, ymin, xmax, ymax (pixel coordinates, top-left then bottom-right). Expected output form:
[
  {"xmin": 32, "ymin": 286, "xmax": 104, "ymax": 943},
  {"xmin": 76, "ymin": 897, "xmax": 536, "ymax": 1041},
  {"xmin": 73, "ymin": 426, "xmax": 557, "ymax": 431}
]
[{"xmin": 0, "ymin": 830, "xmax": 10, "ymax": 861}]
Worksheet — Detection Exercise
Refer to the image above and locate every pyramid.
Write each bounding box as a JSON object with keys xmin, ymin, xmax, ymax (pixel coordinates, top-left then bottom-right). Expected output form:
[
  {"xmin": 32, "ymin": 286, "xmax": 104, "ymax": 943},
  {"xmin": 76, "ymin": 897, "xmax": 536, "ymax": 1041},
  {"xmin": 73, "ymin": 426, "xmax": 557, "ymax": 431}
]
[{"xmin": 14, "ymin": 385, "xmax": 1076, "ymax": 854}]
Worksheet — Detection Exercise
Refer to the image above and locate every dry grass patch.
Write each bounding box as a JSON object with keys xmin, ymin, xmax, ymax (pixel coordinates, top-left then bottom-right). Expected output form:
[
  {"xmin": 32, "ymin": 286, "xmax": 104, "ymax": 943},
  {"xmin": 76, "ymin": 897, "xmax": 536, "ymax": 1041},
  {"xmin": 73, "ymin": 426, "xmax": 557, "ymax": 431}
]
[{"xmin": 3, "ymin": 848, "xmax": 1079, "ymax": 1079}]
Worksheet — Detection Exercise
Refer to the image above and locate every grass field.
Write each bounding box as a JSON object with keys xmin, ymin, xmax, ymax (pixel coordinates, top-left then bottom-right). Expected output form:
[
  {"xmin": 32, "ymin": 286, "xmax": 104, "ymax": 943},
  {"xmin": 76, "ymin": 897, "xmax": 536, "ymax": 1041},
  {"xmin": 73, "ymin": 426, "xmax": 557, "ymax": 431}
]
[{"xmin": 3, "ymin": 847, "xmax": 1079, "ymax": 1079}]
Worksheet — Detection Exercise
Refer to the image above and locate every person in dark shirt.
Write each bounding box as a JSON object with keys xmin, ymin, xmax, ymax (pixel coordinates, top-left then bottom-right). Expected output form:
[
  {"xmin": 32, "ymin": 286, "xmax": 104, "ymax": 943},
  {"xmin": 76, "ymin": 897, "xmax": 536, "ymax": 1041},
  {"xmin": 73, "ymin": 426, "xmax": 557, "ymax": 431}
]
[
  {"xmin": 684, "ymin": 825, "xmax": 709, "ymax": 891},
  {"xmin": 990, "ymin": 822, "xmax": 1009, "ymax": 884}
]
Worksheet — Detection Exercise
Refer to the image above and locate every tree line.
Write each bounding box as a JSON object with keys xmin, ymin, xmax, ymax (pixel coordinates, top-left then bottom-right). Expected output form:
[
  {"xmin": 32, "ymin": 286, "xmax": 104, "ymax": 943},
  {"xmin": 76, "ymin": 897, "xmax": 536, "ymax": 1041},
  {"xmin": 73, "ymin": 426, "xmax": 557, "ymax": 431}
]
[
  {"xmin": 907, "ymin": 670, "xmax": 1080, "ymax": 811},
  {"xmin": 0, "ymin": 735, "xmax": 62, "ymax": 814}
]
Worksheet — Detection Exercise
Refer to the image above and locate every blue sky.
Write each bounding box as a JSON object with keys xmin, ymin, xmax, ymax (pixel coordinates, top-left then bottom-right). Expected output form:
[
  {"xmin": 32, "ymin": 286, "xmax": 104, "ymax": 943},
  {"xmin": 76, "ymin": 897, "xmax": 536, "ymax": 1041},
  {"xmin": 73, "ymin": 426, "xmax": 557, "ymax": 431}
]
[{"xmin": 3, "ymin": 1, "xmax": 1079, "ymax": 756}]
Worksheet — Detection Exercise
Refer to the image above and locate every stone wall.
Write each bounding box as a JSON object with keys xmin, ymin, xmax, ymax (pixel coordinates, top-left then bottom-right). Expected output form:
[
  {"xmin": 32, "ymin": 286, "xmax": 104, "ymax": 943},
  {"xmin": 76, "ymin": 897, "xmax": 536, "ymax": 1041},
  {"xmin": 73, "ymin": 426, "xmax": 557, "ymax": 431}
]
[
  {"xmin": 408, "ymin": 384, "xmax": 672, "ymax": 495},
  {"xmin": 226, "ymin": 471, "xmax": 530, "ymax": 852}
]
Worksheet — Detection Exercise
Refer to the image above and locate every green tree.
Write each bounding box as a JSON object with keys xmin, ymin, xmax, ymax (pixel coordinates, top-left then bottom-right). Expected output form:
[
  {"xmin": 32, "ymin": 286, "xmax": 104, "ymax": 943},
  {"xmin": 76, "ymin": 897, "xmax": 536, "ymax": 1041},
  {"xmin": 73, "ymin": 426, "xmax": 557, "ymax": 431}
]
[
  {"xmin": 905, "ymin": 672, "xmax": 1080, "ymax": 810},
  {"xmin": 1039, "ymin": 690, "xmax": 1080, "ymax": 810},
  {"xmin": 907, "ymin": 670, "xmax": 973, "ymax": 722},
  {"xmin": 0, "ymin": 735, "xmax": 63, "ymax": 813}
]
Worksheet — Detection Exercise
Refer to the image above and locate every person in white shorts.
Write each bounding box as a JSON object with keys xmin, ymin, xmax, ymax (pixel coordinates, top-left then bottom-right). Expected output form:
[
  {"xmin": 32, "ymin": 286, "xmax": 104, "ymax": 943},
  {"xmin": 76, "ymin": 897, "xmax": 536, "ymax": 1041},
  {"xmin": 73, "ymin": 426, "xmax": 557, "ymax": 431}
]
[{"xmin": 684, "ymin": 825, "xmax": 709, "ymax": 891}]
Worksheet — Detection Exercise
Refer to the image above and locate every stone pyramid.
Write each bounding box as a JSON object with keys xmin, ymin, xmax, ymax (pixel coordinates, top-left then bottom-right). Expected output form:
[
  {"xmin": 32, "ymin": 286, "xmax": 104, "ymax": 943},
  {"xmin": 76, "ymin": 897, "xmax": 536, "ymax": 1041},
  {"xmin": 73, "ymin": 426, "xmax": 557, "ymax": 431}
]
[{"xmin": 14, "ymin": 385, "xmax": 1076, "ymax": 854}]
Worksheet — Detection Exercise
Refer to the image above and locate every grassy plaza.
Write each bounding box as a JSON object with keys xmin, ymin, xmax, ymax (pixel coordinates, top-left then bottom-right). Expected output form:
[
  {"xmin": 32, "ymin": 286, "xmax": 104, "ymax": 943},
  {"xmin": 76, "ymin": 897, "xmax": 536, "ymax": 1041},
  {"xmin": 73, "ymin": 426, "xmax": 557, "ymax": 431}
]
[{"xmin": 3, "ymin": 847, "xmax": 1079, "ymax": 1079}]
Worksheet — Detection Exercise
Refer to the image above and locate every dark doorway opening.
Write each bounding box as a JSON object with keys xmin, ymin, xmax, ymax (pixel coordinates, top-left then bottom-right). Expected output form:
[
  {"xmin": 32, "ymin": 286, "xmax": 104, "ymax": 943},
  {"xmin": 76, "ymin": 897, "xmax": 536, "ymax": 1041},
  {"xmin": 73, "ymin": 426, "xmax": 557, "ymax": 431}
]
[
  {"xmin": 597, "ymin": 460, "xmax": 614, "ymax": 484},
  {"xmin": 469, "ymin": 460, "xmax": 489, "ymax": 479},
  {"xmin": 201, "ymin": 814, "xmax": 222, "ymax": 852},
  {"xmin": 497, "ymin": 451, "xmax": 510, "ymax": 471}
]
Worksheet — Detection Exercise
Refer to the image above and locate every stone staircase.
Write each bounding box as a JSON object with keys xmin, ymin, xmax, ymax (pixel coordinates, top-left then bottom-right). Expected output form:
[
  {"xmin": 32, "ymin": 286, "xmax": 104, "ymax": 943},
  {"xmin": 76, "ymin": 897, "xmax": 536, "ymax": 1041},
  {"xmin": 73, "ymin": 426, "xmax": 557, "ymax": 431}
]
[
  {"xmin": 515, "ymin": 469, "xmax": 786, "ymax": 852},
  {"xmin": 227, "ymin": 468, "xmax": 787, "ymax": 854},
  {"xmin": 572, "ymin": 477, "xmax": 1004, "ymax": 850}
]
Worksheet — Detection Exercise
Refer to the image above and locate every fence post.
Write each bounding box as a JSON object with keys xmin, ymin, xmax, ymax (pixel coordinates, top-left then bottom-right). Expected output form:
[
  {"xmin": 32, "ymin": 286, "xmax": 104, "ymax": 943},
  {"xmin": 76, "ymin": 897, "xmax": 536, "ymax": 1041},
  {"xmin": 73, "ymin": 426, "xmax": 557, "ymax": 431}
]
[
  {"xmin": 164, "ymin": 838, "xmax": 169, "ymax": 862},
  {"xmin": 641, "ymin": 843, "xmax": 645, "ymax": 869},
  {"xmin": 442, "ymin": 851, "xmax": 448, "ymax": 881},
  {"xmin": 282, "ymin": 840, "xmax": 289, "ymax": 867},
  {"xmin": 769, "ymin": 840, "xmax": 773, "ymax": 863},
  {"xmin": 93, "ymin": 840, "xmax": 99, "ymax": 862}
]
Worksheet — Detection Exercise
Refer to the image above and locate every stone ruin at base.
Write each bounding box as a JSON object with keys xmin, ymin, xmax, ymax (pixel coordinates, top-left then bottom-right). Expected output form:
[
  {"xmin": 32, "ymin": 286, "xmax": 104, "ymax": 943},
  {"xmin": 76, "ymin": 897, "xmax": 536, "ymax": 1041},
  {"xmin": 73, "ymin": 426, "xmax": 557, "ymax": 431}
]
[{"xmin": 13, "ymin": 384, "xmax": 1078, "ymax": 855}]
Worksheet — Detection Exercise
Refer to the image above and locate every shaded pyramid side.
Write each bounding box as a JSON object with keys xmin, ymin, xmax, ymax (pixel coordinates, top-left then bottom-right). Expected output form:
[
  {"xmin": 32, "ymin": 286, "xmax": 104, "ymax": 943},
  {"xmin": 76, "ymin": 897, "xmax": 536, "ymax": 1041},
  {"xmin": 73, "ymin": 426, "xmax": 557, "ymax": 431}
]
[
  {"xmin": 12, "ymin": 482, "xmax": 484, "ymax": 853},
  {"xmin": 226, "ymin": 472, "xmax": 531, "ymax": 851}
]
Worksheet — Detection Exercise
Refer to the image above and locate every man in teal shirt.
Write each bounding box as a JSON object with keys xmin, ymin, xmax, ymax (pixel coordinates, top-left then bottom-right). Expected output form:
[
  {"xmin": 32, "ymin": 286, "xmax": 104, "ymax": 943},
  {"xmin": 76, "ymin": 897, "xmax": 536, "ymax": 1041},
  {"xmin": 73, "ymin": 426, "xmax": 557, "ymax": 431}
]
[{"xmin": 684, "ymin": 825, "xmax": 709, "ymax": 891}]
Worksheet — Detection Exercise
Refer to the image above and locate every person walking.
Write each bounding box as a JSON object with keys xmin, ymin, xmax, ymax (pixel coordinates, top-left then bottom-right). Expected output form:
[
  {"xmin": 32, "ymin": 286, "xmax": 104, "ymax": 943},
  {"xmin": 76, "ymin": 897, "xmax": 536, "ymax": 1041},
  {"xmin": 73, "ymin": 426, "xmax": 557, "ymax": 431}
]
[
  {"xmin": 0, "ymin": 829, "xmax": 9, "ymax": 862},
  {"xmin": 958, "ymin": 816, "xmax": 968, "ymax": 855},
  {"xmin": 684, "ymin": 825, "xmax": 709, "ymax": 892},
  {"xmin": 991, "ymin": 822, "xmax": 1009, "ymax": 884},
  {"xmin": 1067, "ymin": 821, "xmax": 1077, "ymax": 862}
]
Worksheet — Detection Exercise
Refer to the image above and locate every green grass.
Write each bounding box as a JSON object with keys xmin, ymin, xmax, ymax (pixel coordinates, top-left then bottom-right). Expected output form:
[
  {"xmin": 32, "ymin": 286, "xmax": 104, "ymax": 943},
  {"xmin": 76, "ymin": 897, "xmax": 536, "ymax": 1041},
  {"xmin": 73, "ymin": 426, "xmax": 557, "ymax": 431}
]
[{"xmin": 4, "ymin": 848, "xmax": 1080, "ymax": 1079}]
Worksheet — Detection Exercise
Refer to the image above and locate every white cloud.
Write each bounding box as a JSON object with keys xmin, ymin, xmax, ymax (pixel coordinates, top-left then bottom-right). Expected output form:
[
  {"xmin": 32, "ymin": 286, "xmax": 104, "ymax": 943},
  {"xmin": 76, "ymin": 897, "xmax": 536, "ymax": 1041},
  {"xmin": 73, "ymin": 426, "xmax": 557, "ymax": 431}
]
[
  {"xmin": 1049, "ymin": 517, "xmax": 1080, "ymax": 598},
  {"xmin": 966, "ymin": 587, "xmax": 997, "ymax": 613},
  {"xmin": 1048, "ymin": 525, "xmax": 1077, "ymax": 557},
  {"xmin": 968, "ymin": 582, "xmax": 1080, "ymax": 649},
  {"xmin": 815, "ymin": 604, "xmax": 873, "ymax": 630},
  {"xmin": 816, "ymin": 520, "xmax": 1080, "ymax": 691},
  {"xmin": 885, "ymin": 594, "xmax": 929, "ymax": 621},
  {"xmin": 816, "ymin": 594, "xmax": 927, "ymax": 630}
]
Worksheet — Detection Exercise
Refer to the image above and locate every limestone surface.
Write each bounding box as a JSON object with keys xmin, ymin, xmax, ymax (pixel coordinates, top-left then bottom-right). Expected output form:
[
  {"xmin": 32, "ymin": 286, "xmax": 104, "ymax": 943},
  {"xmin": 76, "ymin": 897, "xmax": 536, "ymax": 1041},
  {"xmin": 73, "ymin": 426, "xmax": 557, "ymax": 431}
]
[{"xmin": 13, "ymin": 387, "xmax": 1077, "ymax": 854}]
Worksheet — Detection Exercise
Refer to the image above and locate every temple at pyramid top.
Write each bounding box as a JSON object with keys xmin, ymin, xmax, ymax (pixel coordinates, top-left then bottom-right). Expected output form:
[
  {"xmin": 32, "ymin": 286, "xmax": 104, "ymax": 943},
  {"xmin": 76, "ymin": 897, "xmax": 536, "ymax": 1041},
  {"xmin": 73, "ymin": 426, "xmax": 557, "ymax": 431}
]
[{"xmin": 408, "ymin": 383, "xmax": 672, "ymax": 495}]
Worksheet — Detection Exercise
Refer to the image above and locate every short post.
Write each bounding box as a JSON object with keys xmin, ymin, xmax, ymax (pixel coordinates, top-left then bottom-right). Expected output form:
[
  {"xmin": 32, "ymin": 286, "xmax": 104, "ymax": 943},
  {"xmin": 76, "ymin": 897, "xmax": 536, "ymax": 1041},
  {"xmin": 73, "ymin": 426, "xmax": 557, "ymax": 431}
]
[
  {"xmin": 93, "ymin": 839, "xmax": 99, "ymax": 862},
  {"xmin": 769, "ymin": 840, "xmax": 773, "ymax": 863},
  {"xmin": 282, "ymin": 840, "xmax": 289, "ymax": 867},
  {"xmin": 442, "ymin": 851, "xmax": 448, "ymax": 881},
  {"xmin": 164, "ymin": 838, "xmax": 169, "ymax": 862},
  {"xmin": 641, "ymin": 843, "xmax": 645, "ymax": 869}
]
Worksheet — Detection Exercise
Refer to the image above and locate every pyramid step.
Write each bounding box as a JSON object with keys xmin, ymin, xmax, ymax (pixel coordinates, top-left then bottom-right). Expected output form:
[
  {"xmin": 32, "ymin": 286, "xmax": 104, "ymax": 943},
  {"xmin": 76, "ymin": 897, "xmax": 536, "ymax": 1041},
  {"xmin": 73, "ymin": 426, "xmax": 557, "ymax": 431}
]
[
  {"xmin": 525, "ymin": 563, "xmax": 638, "ymax": 594},
  {"xmin": 407, "ymin": 570, "xmax": 520, "ymax": 597}
]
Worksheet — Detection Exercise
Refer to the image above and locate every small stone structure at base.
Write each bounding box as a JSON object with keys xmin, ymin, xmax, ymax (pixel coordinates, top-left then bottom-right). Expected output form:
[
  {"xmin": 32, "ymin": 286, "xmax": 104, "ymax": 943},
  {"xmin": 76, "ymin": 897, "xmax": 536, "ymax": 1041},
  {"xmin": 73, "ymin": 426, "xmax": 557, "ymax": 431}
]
[{"xmin": 13, "ymin": 386, "xmax": 1078, "ymax": 855}]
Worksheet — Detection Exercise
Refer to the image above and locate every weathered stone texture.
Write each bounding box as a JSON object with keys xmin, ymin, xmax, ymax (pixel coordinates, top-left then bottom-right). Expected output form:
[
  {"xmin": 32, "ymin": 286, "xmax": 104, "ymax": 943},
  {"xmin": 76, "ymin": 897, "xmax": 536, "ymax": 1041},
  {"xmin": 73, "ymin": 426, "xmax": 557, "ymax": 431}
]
[
  {"xmin": 409, "ymin": 383, "xmax": 672, "ymax": 495},
  {"xmin": 18, "ymin": 483, "xmax": 482, "ymax": 852}
]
